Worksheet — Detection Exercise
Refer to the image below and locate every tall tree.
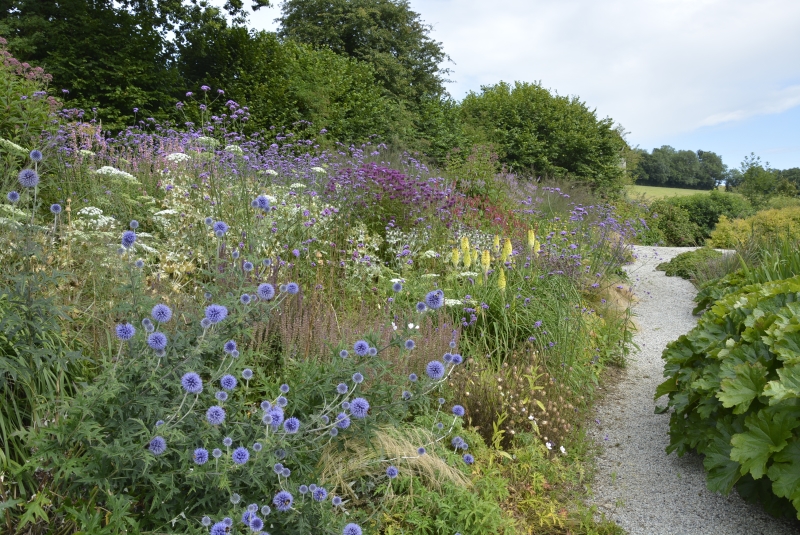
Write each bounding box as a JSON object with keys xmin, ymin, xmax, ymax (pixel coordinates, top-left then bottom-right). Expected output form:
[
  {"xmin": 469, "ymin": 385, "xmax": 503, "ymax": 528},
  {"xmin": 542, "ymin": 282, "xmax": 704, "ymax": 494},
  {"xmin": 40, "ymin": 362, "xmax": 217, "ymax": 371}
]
[{"xmin": 697, "ymin": 150, "xmax": 727, "ymax": 189}]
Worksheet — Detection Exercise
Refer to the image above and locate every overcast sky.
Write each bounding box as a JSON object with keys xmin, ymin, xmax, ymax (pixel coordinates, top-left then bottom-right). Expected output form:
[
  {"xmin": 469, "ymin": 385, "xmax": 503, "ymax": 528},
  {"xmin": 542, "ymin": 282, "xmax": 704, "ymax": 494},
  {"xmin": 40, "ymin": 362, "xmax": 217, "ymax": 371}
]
[{"xmin": 245, "ymin": 0, "xmax": 800, "ymax": 169}]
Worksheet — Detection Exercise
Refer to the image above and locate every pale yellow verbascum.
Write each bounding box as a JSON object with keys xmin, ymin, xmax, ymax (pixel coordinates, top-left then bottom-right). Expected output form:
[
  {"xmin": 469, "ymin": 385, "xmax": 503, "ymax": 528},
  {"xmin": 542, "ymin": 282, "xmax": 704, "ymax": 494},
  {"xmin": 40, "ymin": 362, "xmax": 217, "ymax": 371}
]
[
  {"xmin": 451, "ymin": 248, "xmax": 461, "ymax": 268},
  {"xmin": 498, "ymin": 267, "xmax": 507, "ymax": 291},
  {"xmin": 472, "ymin": 249, "xmax": 478, "ymax": 266},
  {"xmin": 460, "ymin": 236, "xmax": 471, "ymax": 269},
  {"xmin": 501, "ymin": 238, "xmax": 512, "ymax": 263},
  {"xmin": 493, "ymin": 235, "xmax": 500, "ymax": 254}
]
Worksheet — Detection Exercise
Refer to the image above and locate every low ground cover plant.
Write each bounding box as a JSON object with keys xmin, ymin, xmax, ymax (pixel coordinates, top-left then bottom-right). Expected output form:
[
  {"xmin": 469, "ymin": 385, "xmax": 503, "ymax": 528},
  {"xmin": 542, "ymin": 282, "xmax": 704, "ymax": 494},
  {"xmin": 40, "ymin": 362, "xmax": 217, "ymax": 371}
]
[{"xmin": 655, "ymin": 248, "xmax": 723, "ymax": 280}]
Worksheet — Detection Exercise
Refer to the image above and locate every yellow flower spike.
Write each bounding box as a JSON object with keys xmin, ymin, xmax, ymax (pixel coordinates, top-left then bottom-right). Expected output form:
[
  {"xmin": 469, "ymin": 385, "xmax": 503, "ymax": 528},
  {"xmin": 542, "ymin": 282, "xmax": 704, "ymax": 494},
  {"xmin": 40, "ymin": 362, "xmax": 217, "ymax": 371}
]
[
  {"xmin": 460, "ymin": 235, "xmax": 470, "ymax": 254},
  {"xmin": 451, "ymin": 248, "xmax": 461, "ymax": 268},
  {"xmin": 472, "ymin": 249, "xmax": 478, "ymax": 265},
  {"xmin": 493, "ymin": 235, "xmax": 500, "ymax": 253},
  {"xmin": 501, "ymin": 238, "xmax": 512, "ymax": 263},
  {"xmin": 463, "ymin": 246, "xmax": 472, "ymax": 269},
  {"xmin": 527, "ymin": 229, "xmax": 536, "ymax": 251},
  {"xmin": 498, "ymin": 267, "xmax": 507, "ymax": 291},
  {"xmin": 481, "ymin": 249, "xmax": 491, "ymax": 274}
]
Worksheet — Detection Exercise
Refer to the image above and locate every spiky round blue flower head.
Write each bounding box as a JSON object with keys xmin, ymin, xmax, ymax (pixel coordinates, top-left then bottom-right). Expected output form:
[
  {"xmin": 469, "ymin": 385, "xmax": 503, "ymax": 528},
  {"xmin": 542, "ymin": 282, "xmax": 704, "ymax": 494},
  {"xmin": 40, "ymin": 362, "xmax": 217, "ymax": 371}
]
[
  {"xmin": 267, "ymin": 406, "xmax": 284, "ymax": 428},
  {"xmin": 212, "ymin": 448, "xmax": 222, "ymax": 458},
  {"xmin": 451, "ymin": 436, "xmax": 464, "ymax": 449},
  {"xmin": 255, "ymin": 195, "xmax": 271, "ymax": 211},
  {"xmin": 408, "ymin": 373, "xmax": 418, "ymax": 382},
  {"xmin": 206, "ymin": 405, "xmax": 225, "ymax": 425},
  {"xmin": 155, "ymin": 420, "xmax": 164, "ymax": 427},
  {"xmin": 449, "ymin": 340, "xmax": 457, "ymax": 348},
  {"xmin": 181, "ymin": 372, "xmax": 203, "ymax": 394},
  {"xmin": 282, "ymin": 467, "xmax": 291, "ymax": 477},
  {"xmin": 352, "ymin": 372, "xmax": 364, "ymax": 384},
  {"xmin": 273, "ymin": 490, "xmax": 293, "ymax": 511},
  {"xmin": 257, "ymin": 283, "xmax": 275, "ymax": 300},
  {"xmin": 299, "ymin": 485, "xmax": 309, "ymax": 494},
  {"xmin": 463, "ymin": 453, "xmax": 474, "ymax": 464},
  {"xmin": 350, "ymin": 397, "xmax": 370, "ymax": 419},
  {"xmin": 368, "ymin": 347, "xmax": 378, "ymax": 356},
  {"xmin": 149, "ymin": 436, "xmax": 166, "ymax": 455},
  {"xmin": 452, "ymin": 405, "xmax": 465, "ymax": 417},
  {"xmin": 312, "ymin": 487, "xmax": 327, "ymax": 502},
  {"xmin": 200, "ymin": 318, "xmax": 212, "ymax": 329},
  {"xmin": 224, "ymin": 340, "xmax": 237, "ymax": 354},
  {"xmin": 261, "ymin": 505, "xmax": 271, "ymax": 516},
  {"xmin": 223, "ymin": 517, "xmax": 233, "ymax": 527},
  {"xmin": 204, "ymin": 216, "xmax": 214, "ymax": 226},
  {"xmin": 230, "ymin": 349, "xmax": 239, "ymax": 358},
  {"xmin": 438, "ymin": 397, "xmax": 445, "ymax": 405},
  {"xmin": 50, "ymin": 203, "xmax": 62, "ymax": 214},
  {"xmin": 416, "ymin": 301, "xmax": 426, "ymax": 312},
  {"xmin": 339, "ymin": 349, "xmax": 349, "ymax": 358},
  {"xmin": 332, "ymin": 495, "xmax": 342, "ymax": 506},
  {"xmin": 341, "ymin": 401, "xmax": 351, "ymax": 410},
  {"xmin": 231, "ymin": 493, "xmax": 242, "ymax": 505},
  {"xmin": 392, "ymin": 282, "xmax": 403, "ymax": 292},
  {"xmin": 239, "ymin": 293, "xmax": 251, "ymax": 304},
  {"xmin": 242, "ymin": 368, "xmax": 253, "ymax": 380},
  {"xmin": 7, "ymin": 191, "xmax": 20, "ymax": 203},
  {"xmin": 210, "ymin": 522, "xmax": 227, "ymax": 535},
  {"xmin": 249, "ymin": 516, "xmax": 264, "ymax": 532},
  {"xmin": 18, "ymin": 169, "xmax": 39, "ymax": 188},
  {"xmin": 263, "ymin": 258, "xmax": 272, "ymax": 266},
  {"xmin": 321, "ymin": 414, "xmax": 330, "ymax": 424},
  {"xmin": 402, "ymin": 390, "xmax": 411, "ymax": 400},
  {"xmin": 193, "ymin": 447, "xmax": 209, "ymax": 465},
  {"xmin": 29, "ymin": 149, "xmax": 43, "ymax": 162},
  {"xmin": 353, "ymin": 340, "xmax": 369, "ymax": 357},
  {"xmin": 335, "ymin": 412, "xmax": 350, "ymax": 429},
  {"xmin": 436, "ymin": 422, "xmax": 444, "ymax": 429},
  {"xmin": 404, "ymin": 339, "xmax": 415, "ymax": 350},
  {"xmin": 135, "ymin": 259, "xmax": 144, "ymax": 268},
  {"xmin": 330, "ymin": 427, "xmax": 339, "ymax": 436},
  {"xmin": 386, "ymin": 465, "xmax": 399, "ymax": 478},
  {"xmin": 212, "ymin": 221, "xmax": 229, "ymax": 235},
  {"xmin": 260, "ymin": 400, "xmax": 272, "ymax": 411},
  {"xmin": 121, "ymin": 230, "xmax": 137, "ymax": 249},
  {"xmin": 247, "ymin": 503, "xmax": 258, "ymax": 513},
  {"xmin": 151, "ymin": 304, "xmax": 172, "ymax": 323},
  {"xmin": 343, "ymin": 523, "xmax": 362, "ymax": 535},
  {"xmin": 273, "ymin": 462, "xmax": 284, "ymax": 474},
  {"xmin": 115, "ymin": 323, "xmax": 136, "ymax": 341},
  {"xmin": 417, "ymin": 447, "xmax": 426, "ymax": 455},
  {"xmin": 201, "ymin": 516, "xmax": 212, "ymax": 527},
  {"xmin": 220, "ymin": 374, "xmax": 237, "ymax": 391},
  {"xmin": 451, "ymin": 354, "xmax": 463, "ymax": 365},
  {"xmin": 241, "ymin": 510, "xmax": 253, "ymax": 524},
  {"xmin": 243, "ymin": 261, "xmax": 254, "ymax": 271},
  {"xmin": 223, "ymin": 436, "xmax": 233, "ymax": 447},
  {"xmin": 309, "ymin": 484, "xmax": 317, "ymax": 491},
  {"xmin": 232, "ymin": 249, "xmax": 240, "ymax": 259},
  {"xmin": 205, "ymin": 304, "xmax": 228, "ymax": 324},
  {"xmin": 253, "ymin": 442, "xmax": 262, "ymax": 452},
  {"xmin": 336, "ymin": 383, "xmax": 348, "ymax": 394},
  {"xmin": 283, "ymin": 417, "xmax": 300, "ymax": 434},
  {"xmin": 443, "ymin": 352, "xmax": 453, "ymax": 363},
  {"xmin": 280, "ymin": 383, "xmax": 290, "ymax": 394},
  {"xmin": 424, "ymin": 290, "xmax": 444, "ymax": 310},
  {"xmin": 232, "ymin": 446, "xmax": 249, "ymax": 465},
  {"xmin": 426, "ymin": 360, "xmax": 445, "ymax": 380},
  {"xmin": 276, "ymin": 396, "xmax": 288, "ymax": 407},
  {"xmin": 286, "ymin": 282, "xmax": 300, "ymax": 295},
  {"xmin": 147, "ymin": 332, "xmax": 167, "ymax": 351}
]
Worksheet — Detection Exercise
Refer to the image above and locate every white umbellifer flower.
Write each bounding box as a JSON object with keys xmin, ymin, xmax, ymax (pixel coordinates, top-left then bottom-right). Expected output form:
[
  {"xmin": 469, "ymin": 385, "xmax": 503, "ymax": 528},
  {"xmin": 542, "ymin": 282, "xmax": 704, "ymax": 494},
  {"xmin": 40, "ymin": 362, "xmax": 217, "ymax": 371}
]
[
  {"xmin": 444, "ymin": 299, "xmax": 463, "ymax": 307},
  {"xmin": 196, "ymin": 136, "xmax": 219, "ymax": 148},
  {"xmin": 310, "ymin": 166, "xmax": 326, "ymax": 173},
  {"xmin": 79, "ymin": 149, "xmax": 96, "ymax": 157},
  {"xmin": 265, "ymin": 195, "xmax": 277, "ymax": 204},
  {"xmin": 560, "ymin": 446, "xmax": 566, "ymax": 454},
  {"xmin": 546, "ymin": 442, "xmax": 552, "ymax": 450},
  {"xmin": 389, "ymin": 278, "xmax": 405, "ymax": 283},
  {"xmin": 96, "ymin": 166, "xmax": 139, "ymax": 185},
  {"xmin": 265, "ymin": 169, "xmax": 278, "ymax": 175},
  {"xmin": 289, "ymin": 182, "xmax": 307, "ymax": 189},
  {"xmin": 224, "ymin": 144, "xmax": 243, "ymax": 155},
  {"xmin": 421, "ymin": 250, "xmax": 438, "ymax": 259},
  {"xmin": 459, "ymin": 272, "xmax": 480, "ymax": 277},
  {"xmin": 166, "ymin": 152, "xmax": 190, "ymax": 163},
  {"xmin": 421, "ymin": 273, "xmax": 439, "ymax": 278},
  {"xmin": 0, "ymin": 137, "xmax": 28, "ymax": 157}
]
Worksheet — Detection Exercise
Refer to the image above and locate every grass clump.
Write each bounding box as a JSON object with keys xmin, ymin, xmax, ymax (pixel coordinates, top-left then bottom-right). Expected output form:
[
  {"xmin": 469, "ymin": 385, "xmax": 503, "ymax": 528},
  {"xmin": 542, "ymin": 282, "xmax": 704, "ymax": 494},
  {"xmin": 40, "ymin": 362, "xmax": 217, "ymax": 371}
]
[{"xmin": 655, "ymin": 248, "xmax": 724, "ymax": 280}]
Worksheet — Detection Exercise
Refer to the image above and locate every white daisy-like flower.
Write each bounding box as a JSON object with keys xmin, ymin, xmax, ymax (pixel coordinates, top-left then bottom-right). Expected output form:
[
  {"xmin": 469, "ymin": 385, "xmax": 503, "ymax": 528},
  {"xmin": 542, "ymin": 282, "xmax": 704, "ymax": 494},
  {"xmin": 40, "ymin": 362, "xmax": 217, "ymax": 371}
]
[
  {"xmin": 560, "ymin": 446, "xmax": 567, "ymax": 454},
  {"xmin": 546, "ymin": 441, "xmax": 552, "ymax": 450}
]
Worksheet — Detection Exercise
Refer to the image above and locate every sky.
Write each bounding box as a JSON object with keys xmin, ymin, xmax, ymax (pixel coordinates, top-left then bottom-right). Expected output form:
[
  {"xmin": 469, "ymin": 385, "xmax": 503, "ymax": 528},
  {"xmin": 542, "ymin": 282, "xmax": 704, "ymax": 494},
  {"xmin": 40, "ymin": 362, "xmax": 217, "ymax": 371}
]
[{"xmin": 244, "ymin": 0, "xmax": 800, "ymax": 170}]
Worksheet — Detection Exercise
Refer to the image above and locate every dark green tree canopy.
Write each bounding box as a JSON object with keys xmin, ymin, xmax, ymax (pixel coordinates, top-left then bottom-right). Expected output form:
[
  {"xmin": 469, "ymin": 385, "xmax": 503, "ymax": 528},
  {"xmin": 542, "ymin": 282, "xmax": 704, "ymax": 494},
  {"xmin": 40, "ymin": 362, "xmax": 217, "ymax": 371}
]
[
  {"xmin": 636, "ymin": 145, "xmax": 724, "ymax": 190},
  {"xmin": 278, "ymin": 0, "xmax": 449, "ymax": 105}
]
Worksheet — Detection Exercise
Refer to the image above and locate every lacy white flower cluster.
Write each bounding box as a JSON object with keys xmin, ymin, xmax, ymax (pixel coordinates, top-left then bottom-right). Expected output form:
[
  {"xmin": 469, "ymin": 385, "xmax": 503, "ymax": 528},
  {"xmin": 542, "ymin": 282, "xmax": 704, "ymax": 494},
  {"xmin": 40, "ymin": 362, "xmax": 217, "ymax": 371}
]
[
  {"xmin": 195, "ymin": 136, "xmax": 219, "ymax": 149},
  {"xmin": 224, "ymin": 145, "xmax": 244, "ymax": 155},
  {"xmin": 74, "ymin": 206, "xmax": 117, "ymax": 230},
  {"xmin": 166, "ymin": 152, "xmax": 191, "ymax": 163},
  {"xmin": 0, "ymin": 137, "xmax": 28, "ymax": 157},
  {"xmin": 95, "ymin": 166, "xmax": 140, "ymax": 185}
]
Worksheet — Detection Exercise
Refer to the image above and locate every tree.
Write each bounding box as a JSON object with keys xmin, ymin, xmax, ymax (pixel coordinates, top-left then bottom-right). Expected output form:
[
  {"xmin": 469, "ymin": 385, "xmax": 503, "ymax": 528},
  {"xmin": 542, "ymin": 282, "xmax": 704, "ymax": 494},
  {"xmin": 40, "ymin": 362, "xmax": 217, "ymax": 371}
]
[
  {"xmin": 697, "ymin": 150, "xmax": 727, "ymax": 189},
  {"xmin": 278, "ymin": 0, "xmax": 449, "ymax": 106},
  {"xmin": 736, "ymin": 153, "xmax": 797, "ymax": 207}
]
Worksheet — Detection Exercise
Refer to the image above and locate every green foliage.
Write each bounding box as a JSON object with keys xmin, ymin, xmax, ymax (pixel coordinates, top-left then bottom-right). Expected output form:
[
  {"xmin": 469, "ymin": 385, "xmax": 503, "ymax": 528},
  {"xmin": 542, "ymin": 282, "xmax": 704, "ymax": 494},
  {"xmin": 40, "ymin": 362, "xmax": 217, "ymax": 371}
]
[
  {"xmin": 459, "ymin": 81, "xmax": 628, "ymax": 195},
  {"xmin": 708, "ymin": 207, "xmax": 800, "ymax": 248},
  {"xmin": 656, "ymin": 248, "xmax": 723, "ymax": 279},
  {"xmin": 664, "ymin": 191, "xmax": 753, "ymax": 241},
  {"xmin": 646, "ymin": 200, "xmax": 700, "ymax": 246},
  {"xmin": 635, "ymin": 145, "xmax": 726, "ymax": 189},
  {"xmin": 734, "ymin": 154, "xmax": 798, "ymax": 209},
  {"xmin": 658, "ymin": 276, "xmax": 800, "ymax": 518}
]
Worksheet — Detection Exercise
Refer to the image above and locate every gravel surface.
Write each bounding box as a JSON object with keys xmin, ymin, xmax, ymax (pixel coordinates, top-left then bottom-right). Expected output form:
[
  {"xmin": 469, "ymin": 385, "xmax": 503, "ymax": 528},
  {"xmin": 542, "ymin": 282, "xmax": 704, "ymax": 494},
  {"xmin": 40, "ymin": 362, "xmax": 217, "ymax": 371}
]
[{"xmin": 588, "ymin": 246, "xmax": 800, "ymax": 535}]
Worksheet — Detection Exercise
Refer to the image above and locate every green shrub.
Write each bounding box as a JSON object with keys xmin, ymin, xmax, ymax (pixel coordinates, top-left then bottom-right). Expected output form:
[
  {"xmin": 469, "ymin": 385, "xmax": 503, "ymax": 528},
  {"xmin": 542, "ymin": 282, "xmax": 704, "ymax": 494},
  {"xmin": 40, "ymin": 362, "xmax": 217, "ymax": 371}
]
[
  {"xmin": 657, "ymin": 276, "xmax": 800, "ymax": 518},
  {"xmin": 655, "ymin": 248, "xmax": 723, "ymax": 279},
  {"xmin": 708, "ymin": 207, "xmax": 800, "ymax": 248},
  {"xmin": 666, "ymin": 191, "xmax": 753, "ymax": 241},
  {"xmin": 647, "ymin": 200, "xmax": 700, "ymax": 246}
]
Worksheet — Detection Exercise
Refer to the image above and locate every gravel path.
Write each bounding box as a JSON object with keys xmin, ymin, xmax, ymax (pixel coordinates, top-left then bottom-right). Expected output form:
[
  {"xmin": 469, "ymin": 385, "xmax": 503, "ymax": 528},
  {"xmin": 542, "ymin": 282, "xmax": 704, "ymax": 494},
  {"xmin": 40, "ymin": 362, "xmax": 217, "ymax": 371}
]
[{"xmin": 588, "ymin": 246, "xmax": 800, "ymax": 535}]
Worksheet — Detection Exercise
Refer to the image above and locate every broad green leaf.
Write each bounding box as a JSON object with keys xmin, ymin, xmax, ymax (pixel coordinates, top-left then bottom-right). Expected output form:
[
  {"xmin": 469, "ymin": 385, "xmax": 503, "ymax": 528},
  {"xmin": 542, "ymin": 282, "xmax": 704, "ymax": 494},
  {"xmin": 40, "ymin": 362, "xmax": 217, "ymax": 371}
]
[
  {"xmin": 731, "ymin": 410, "xmax": 795, "ymax": 479},
  {"xmin": 717, "ymin": 362, "xmax": 767, "ymax": 414},
  {"xmin": 763, "ymin": 365, "xmax": 800, "ymax": 405},
  {"xmin": 767, "ymin": 438, "xmax": 800, "ymax": 512},
  {"xmin": 654, "ymin": 377, "xmax": 677, "ymax": 400}
]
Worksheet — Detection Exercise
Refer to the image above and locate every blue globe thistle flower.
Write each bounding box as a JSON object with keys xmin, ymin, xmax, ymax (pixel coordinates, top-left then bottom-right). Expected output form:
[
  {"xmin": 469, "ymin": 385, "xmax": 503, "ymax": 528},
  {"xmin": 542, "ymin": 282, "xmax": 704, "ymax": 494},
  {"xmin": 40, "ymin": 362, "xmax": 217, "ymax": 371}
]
[
  {"xmin": 276, "ymin": 396, "xmax": 288, "ymax": 407},
  {"xmin": 280, "ymin": 383, "xmax": 290, "ymax": 393},
  {"xmin": 299, "ymin": 485, "xmax": 309, "ymax": 494},
  {"xmin": 451, "ymin": 436, "xmax": 464, "ymax": 449},
  {"xmin": 202, "ymin": 516, "xmax": 212, "ymax": 527},
  {"xmin": 147, "ymin": 332, "xmax": 167, "ymax": 351},
  {"xmin": 404, "ymin": 339, "xmax": 415, "ymax": 350},
  {"xmin": 257, "ymin": 283, "xmax": 275, "ymax": 300},
  {"xmin": 350, "ymin": 397, "xmax": 370, "ymax": 419},
  {"xmin": 332, "ymin": 495, "xmax": 342, "ymax": 506},
  {"xmin": 247, "ymin": 503, "xmax": 258, "ymax": 513},
  {"xmin": 241, "ymin": 511, "xmax": 253, "ymax": 524},
  {"xmin": 232, "ymin": 250, "xmax": 240, "ymax": 259},
  {"xmin": 392, "ymin": 282, "xmax": 403, "ymax": 292},
  {"xmin": 200, "ymin": 318, "xmax": 212, "ymax": 329},
  {"xmin": 286, "ymin": 282, "xmax": 300, "ymax": 295},
  {"xmin": 449, "ymin": 340, "xmax": 457, "ymax": 348},
  {"xmin": 243, "ymin": 261, "xmax": 254, "ymax": 271},
  {"xmin": 223, "ymin": 437, "xmax": 233, "ymax": 447},
  {"xmin": 220, "ymin": 374, "xmax": 237, "ymax": 390},
  {"xmin": 239, "ymin": 293, "xmax": 251, "ymax": 305},
  {"xmin": 463, "ymin": 453, "xmax": 475, "ymax": 464},
  {"xmin": 115, "ymin": 323, "xmax": 136, "ymax": 341},
  {"xmin": 416, "ymin": 302, "xmax": 427, "ymax": 312},
  {"xmin": 335, "ymin": 412, "xmax": 350, "ymax": 429},
  {"xmin": 336, "ymin": 383, "xmax": 348, "ymax": 394},
  {"xmin": 426, "ymin": 361, "xmax": 445, "ymax": 380},
  {"xmin": 260, "ymin": 400, "xmax": 271, "ymax": 411},
  {"xmin": 386, "ymin": 466, "xmax": 399, "ymax": 478},
  {"xmin": 230, "ymin": 349, "xmax": 239, "ymax": 358},
  {"xmin": 212, "ymin": 448, "xmax": 222, "ymax": 458},
  {"xmin": 341, "ymin": 401, "xmax": 351, "ymax": 410},
  {"xmin": 321, "ymin": 414, "xmax": 330, "ymax": 424},
  {"xmin": 151, "ymin": 304, "xmax": 172, "ymax": 323},
  {"xmin": 155, "ymin": 420, "xmax": 164, "ymax": 427},
  {"xmin": 309, "ymin": 484, "xmax": 317, "ymax": 491},
  {"xmin": 50, "ymin": 203, "xmax": 62, "ymax": 214},
  {"xmin": 452, "ymin": 405, "xmax": 465, "ymax": 417},
  {"xmin": 273, "ymin": 462, "xmax": 284, "ymax": 474},
  {"xmin": 223, "ymin": 517, "xmax": 233, "ymax": 527},
  {"xmin": 117, "ymin": 247, "xmax": 126, "ymax": 255},
  {"xmin": 135, "ymin": 259, "xmax": 144, "ymax": 268},
  {"xmin": 402, "ymin": 390, "xmax": 411, "ymax": 400},
  {"xmin": 181, "ymin": 372, "xmax": 203, "ymax": 394},
  {"xmin": 224, "ymin": 340, "xmax": 237, "ymax": 354},
  {"xmin": 193, "ymin": 448, "xmax": 209, "ymax": 465},
  {"xmin": 443, "ymin": 353, "xmax": 453, "ymax": 363},
  {"xmin": 253, "ymin": 442, "xmax": 262, "ymax": 452},
  {"xmin": 273, "ymin": 490, "xmax": 293, "ymax": 511},
  {"xmin": 204, "ymin": 217, "xmax": 214, "ymax": 226},
  {"xmin": 409, "ymin": 373, "xmax": 418, "ymax": 382},
  {"xmin": 232, "ymin": 446, "xmax": 249, "ymax": 464},
  {"xmin": 29, "ymin": 149, "xmax": 43, "ymax": 162},
  {"xmin": 451, "ymin": 354, "xmax": 463, "ymax": 365},
  {"xmin": 210, "ymin": 522, "xmax": 227, "ymax": 535},
  {"xmin": 330, "ymin": 427, "xmax": 339, "ymax": 436},
  {"xmin": 343, "ymin": 523, "xmax": 362, "ymax": 535},
  {"xmin": 436, "ymin": 422, "xmax": 444, "ymax": 429},
  {"xmin": 205, "ymin": 304, "xmax": 228, "ymax": 324},
  {"xmin": 18, "ymin": 169, "xmax": 39, "ymax": 188},
  {"xmin": 353, "ymin": 340, "xmax": 369, "ymax": 357},
  {"xmin": 312, "ymin": 487, "xmax": 327, "ymax": 502},
  {"xmin": 212, "ymin": 221, "xmax": 229, "ymax": 235},
  {"xmin": 417, "ymin": 447, "xmax": 426, "ymax": 455},
  {"xmin": 424, "ymin": 290, "xmax": 444, "ymax": 310},
  {"xmin": 368, "ymin": 347, "xmax": 378, "ymax": 356},
  {"xmin": 254, "ymin": 195, "xmax": 271, "ymax": 211},
  {"xmin": 242, "ymin": 368, "xmax": 253, "ymax": 380},
  {"xmin": 149, "ymin": 436, "xmax": 166, "ymax": 455},
  {"xmin": 263, "ymin": 258, "xmax": 272, "ymax": 266},
  {"xmin": 249, "ymin": 516, "xmax": 264, "ymax": 532},
  {"xmin": 282, "ymin": 467, "xmax": 291, "ymax": 477},
  {"xmin": 267, "ymin": 406, "xmax": 284, "ymax": 427},
  {"xmin": 261, "ymin": 505, "xmax": 271, "ymax": 516},
  {"xmin": 7, "ymin": 191, "xmax": 20, "ymax": 203},
  {"xmin": 438, "ymin": 397, "xmax": 445, "ymax": 405},
  {"xmin": 129, "ymin": 220, "xmax": 138, "ymax": 229},
  {"xmin": 206, "ymin": 406, "xmax": 225, "ymax": 425},
  {"xmin": 121, "ymin": 230, "xmax": 137, "ymax": 249},
  {"xmin": 339, "ymin": 349, "xmax": 349, "ymax": 358},
  {"xmin": 283, "ymin": 417, "xmax": 300, "ymax": 434},
  {"xmin": 352, "ymin": 372, "xmax": 364, "ymax": 384}
]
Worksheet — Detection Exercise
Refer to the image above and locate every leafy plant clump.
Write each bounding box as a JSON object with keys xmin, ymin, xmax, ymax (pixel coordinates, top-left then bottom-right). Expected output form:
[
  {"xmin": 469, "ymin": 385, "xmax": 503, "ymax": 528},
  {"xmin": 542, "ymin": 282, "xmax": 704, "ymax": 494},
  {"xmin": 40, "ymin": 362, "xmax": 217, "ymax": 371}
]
[
  {"xmin": 655, "ymin": 248, "xmax": 723, "ymax": 280},
  {"xmin": 657, "ymin": 276, "xmax": 800, "ymax": 518},
  {"xmin": 708, "ymin": 206, "xmax": 800, "ymax": 248}
]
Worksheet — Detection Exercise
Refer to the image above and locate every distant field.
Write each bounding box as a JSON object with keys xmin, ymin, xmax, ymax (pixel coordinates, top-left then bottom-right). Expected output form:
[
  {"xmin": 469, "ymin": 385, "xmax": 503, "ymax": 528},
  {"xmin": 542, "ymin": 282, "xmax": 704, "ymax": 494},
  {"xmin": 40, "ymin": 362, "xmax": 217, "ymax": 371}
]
[{"xmin": 627, "ymin": 185, "xmax": 720, "ymax": 199}]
